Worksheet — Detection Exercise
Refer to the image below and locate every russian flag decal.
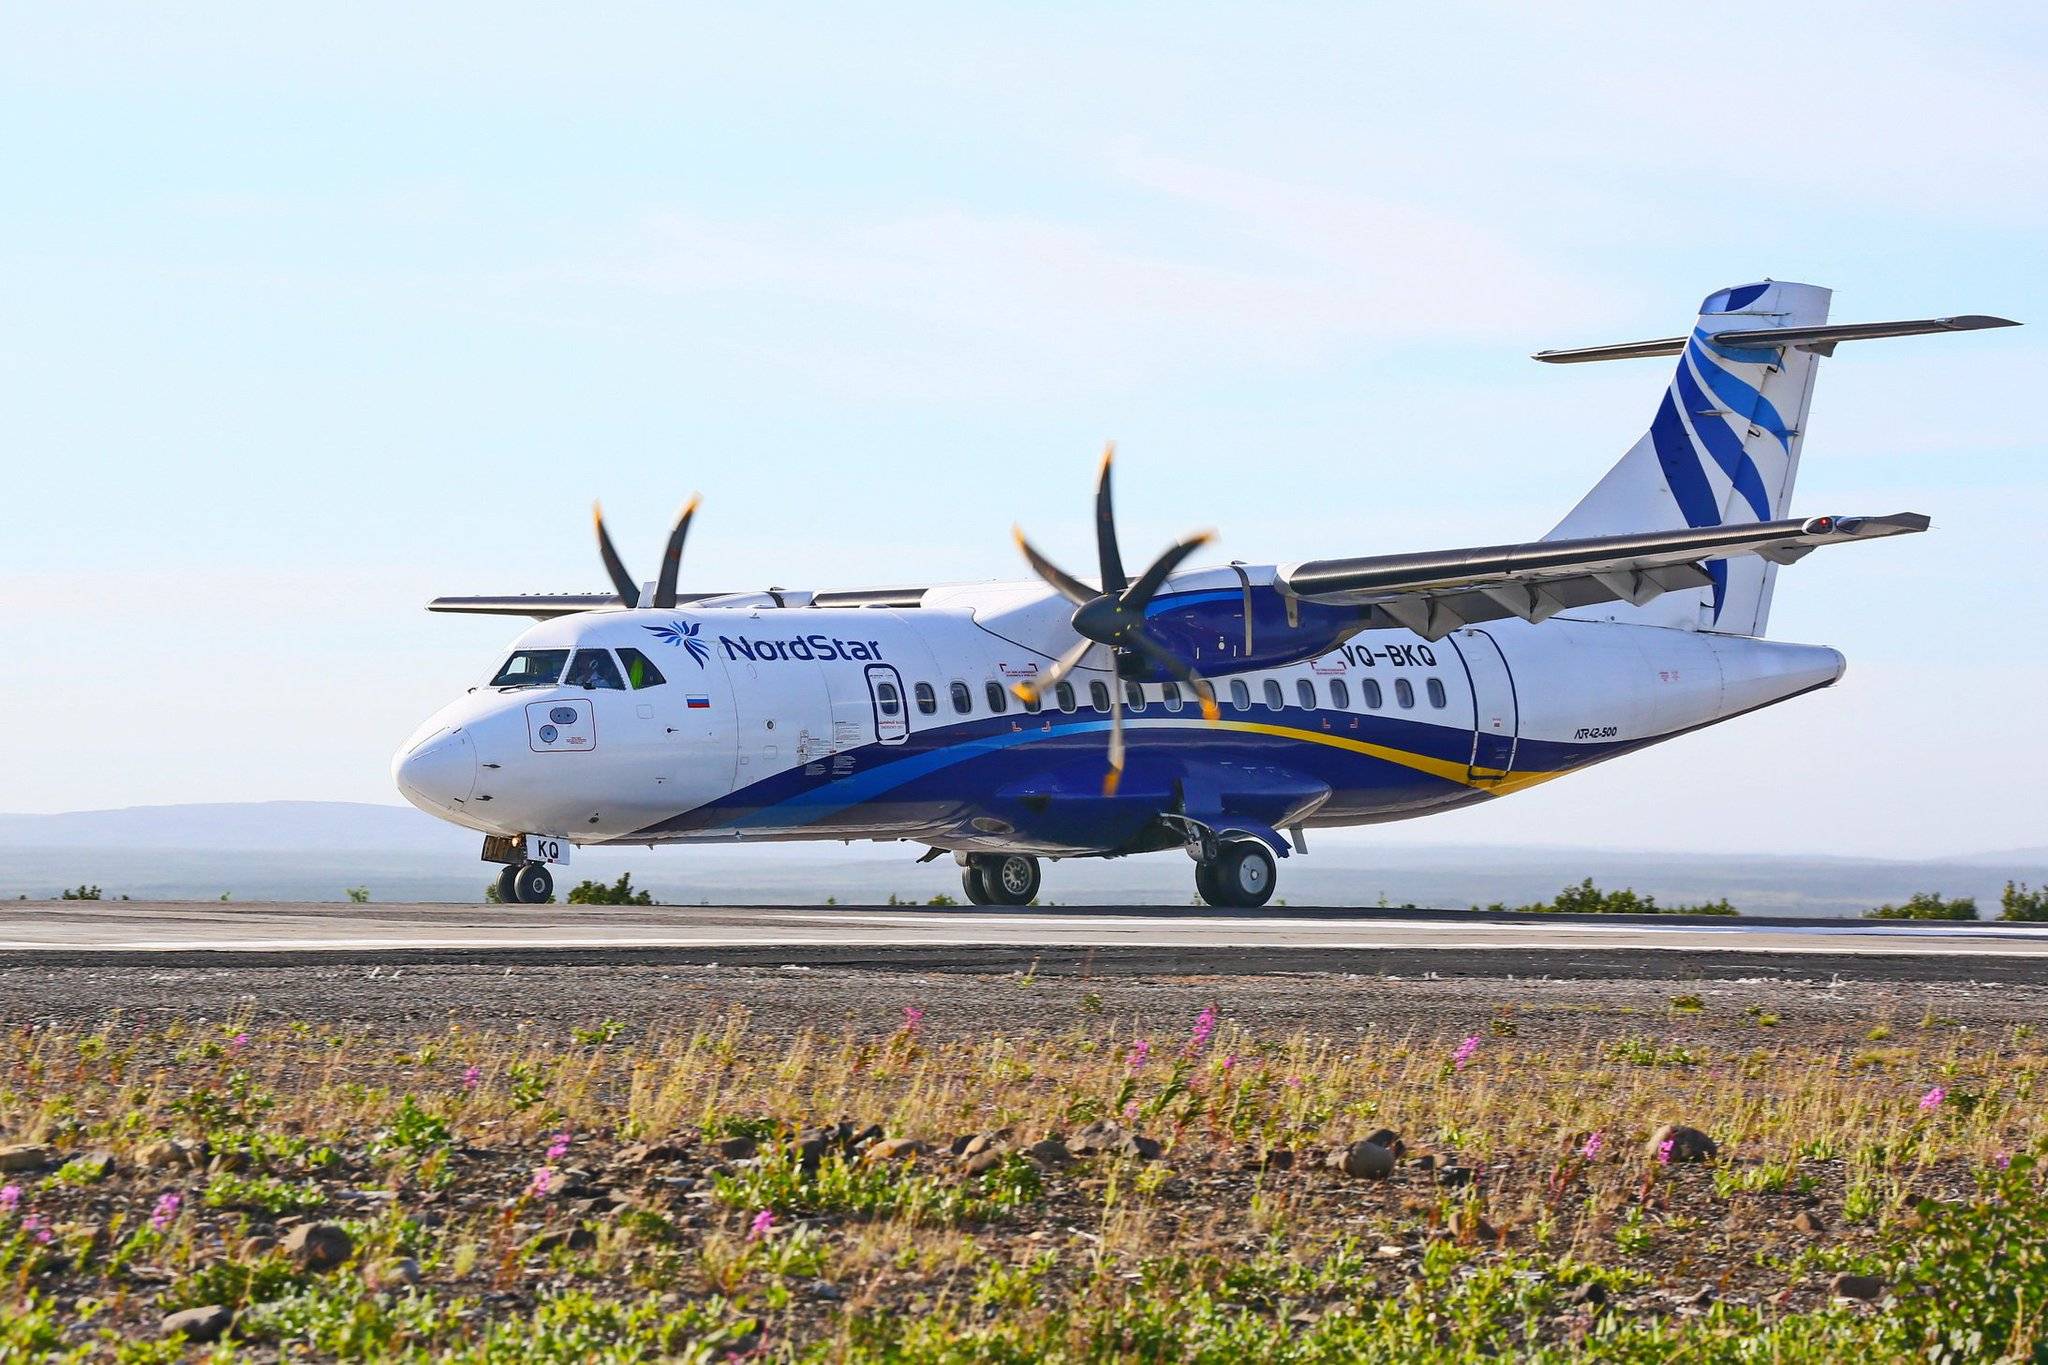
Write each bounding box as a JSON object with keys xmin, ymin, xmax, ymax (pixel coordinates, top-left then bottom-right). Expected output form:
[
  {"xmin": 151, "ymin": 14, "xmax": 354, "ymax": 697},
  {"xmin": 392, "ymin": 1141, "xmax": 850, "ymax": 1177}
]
[{"xmin": 686, "ymin": 695, "xmax": 711, "ymax": 709}]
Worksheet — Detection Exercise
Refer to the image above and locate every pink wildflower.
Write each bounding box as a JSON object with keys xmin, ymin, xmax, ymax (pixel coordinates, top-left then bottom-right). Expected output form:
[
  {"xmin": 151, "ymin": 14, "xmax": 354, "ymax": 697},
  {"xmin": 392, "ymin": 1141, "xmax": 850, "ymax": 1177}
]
[
  {"xmin": 1284, "ymin": 1074, "xmax": 1302, "ymax": 1089},
  {"xmin": 21, "ymin": 1214, "xmax": 52, "ymax": 1245},
  {"xmin": 545, "ymin": 1131, "xmax": 572, "ymax": 1161},
  {"xmin": 749, "ymin": 1209, "xmax": 776, "ymax": 1240},
  {"xmin": 1580, "ymin": 1131, "xmax": 1605, "ymax": 1161},
  {"xmin": 1994, "ymin": 1150, "xmax": 2012, "ymax": 1170},
  {"xmin": 1452, "ymin": 1035, "xmax": 1481, "ymax": 1070},
  {"xmin": 0, "ymin": 1184, "xmax": 19, "ymax": 1214},
  {"xmin": 1919, "ymin": 1085, "xmax": 1946, "ymax": 1114},
  {"xmin": 230, "ymin": 1032, "xmax": 249, "ymax": 1052},
  {"xmin": 528, "ymin": 1167, "xmax": 555, "ymax": 1198},
  {"xmin": 1656, "ymin": 1137, "xmax": 1675, "ymax": 1165},
  {"xmin": 901, "ymin": 1005, "xmax": 925, "ymax": 1035},
  {"xmin": 1127, "ymin": 1039, "xmax": 1151, "ymax": 1071},
  {"xmin": 149, "ymin": 1192, "xmax": 183, "ymax": 1232},
  {"xmin": 1220, "ymin": 1054, "xmax": 1237, "ymax": 1072},
  {"xmin": 1188, "ymin": 1006, "xmax": 1218, "ymax": 1053},
  {"xmin": 462, "ymin": 1064, "xmax": 481, "ymax": 1091}
]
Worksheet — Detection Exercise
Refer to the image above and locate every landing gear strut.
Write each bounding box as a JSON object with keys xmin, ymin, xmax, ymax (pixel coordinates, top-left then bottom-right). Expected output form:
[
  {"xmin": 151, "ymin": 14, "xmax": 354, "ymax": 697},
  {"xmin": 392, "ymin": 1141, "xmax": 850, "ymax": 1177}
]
[
  {"xmin": 499, "ymin": 862, "xmax": 554, "ymax": 904},
  {"xmin": 1196, "ymin": 840, "xmax": 1276, "ymax": 909},
  {"xmin": 962, "ymin": 854, "xmax": 1040, "ymax": 906}
]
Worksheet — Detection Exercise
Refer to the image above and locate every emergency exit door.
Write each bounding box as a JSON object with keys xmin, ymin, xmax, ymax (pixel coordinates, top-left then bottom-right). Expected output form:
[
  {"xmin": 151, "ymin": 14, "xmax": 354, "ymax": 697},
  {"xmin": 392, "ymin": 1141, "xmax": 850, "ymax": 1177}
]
[{"xmin": 864, "ymin": 664, "xmax": 909, "ymax": 745}]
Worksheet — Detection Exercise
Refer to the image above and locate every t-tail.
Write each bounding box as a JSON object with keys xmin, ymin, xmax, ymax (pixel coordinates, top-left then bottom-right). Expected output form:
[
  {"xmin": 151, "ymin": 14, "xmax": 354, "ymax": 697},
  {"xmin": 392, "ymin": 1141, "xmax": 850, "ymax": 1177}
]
[{"xmin": 1539, "ymin": 281, "xmax": 2015, "ymax": 636}]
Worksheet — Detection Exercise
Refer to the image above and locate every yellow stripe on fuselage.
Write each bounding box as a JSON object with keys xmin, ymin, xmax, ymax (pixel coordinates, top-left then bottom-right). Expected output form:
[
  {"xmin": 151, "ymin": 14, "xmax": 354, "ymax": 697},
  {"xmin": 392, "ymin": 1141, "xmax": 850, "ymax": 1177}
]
[{"xmin": 1126, "ymin": 717, "xmax": 1569, "ymax": 797}]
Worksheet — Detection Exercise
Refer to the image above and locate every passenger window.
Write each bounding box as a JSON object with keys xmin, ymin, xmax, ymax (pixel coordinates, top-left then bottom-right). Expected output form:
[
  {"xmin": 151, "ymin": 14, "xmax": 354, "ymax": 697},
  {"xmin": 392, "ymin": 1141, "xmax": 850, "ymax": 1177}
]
[
  {"xmin": 950, "ymin": 681, "xmax": 973, "ymax": 714},
  {"xmin": 1296, "ymin": 679, "xmax": 1316, "ymax": 709},
  {"xmin": 1162, "ymin": 682, "xmax": 1183, "ymax": 712},
  {"xmin": 876, "ymin": 681, "xmax": 902, "ymax": 717},
  {"xmin": 914, "ymin": 681, "xmax": 938, "ymax": 715},
  {"xmin": 1125, "ymin": 682, "xmax": 1146, "ymax": 712},
  {"xmin": 1229, "ymin": 679, "xmax": 1251, "ymax": 710},
  {"xmin": 1089, "ymin": 680, "xmax": 1111, "ymax": 711},
  {"xmin": 1395, "ymin": 678, "xmax": 1415, "ymax": 709},
  {"xmin": 567, "ymin": 649, "xmax": 626, "ymax": 691},
  {"xmin": 1021, "ymin": 685, "xmax": 1042, "ymax": 714},
  {"xmin": 1331, "ymin": 678, "xmax": 1350, "ymax": 709},
  {"xmin": 1362, "ymin": 678, "xmax": 1383, "ymax": 709},
  {"xmin": 985, "ymin": 681, "xmax": 1009, "ymax": 714},
  {"xmin": 616, "ymin": 647, "xmax": 667, "ymax": 690},
  {"xmin": 1055, "ymin": 681, "xmax": 1076, "ymax": 713},
  {"xmin": 1427, "ymin": 677, "xmax": 1448, "ymax": 709},
  {"xmin": 1263, "ymin": 679, "xmax": 1285, "ymax": 710},
  {"xmin": 492, "ymin": 649, "xmax": 569, "ymax": 688}
]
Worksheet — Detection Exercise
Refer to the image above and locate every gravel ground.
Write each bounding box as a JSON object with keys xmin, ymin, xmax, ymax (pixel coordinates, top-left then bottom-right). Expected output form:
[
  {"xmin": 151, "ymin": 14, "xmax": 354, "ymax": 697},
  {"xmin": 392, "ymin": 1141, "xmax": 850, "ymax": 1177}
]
[{"xmin": 5, "ymin": 961, "xmax": 2044, "ymax": 1040}]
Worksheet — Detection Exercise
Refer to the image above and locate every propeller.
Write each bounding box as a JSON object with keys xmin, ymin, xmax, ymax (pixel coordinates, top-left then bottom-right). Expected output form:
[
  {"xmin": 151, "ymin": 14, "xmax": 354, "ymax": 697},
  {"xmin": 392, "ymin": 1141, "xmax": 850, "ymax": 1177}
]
[
  {"xmin": 1011, "ymin": 444, "xmax": 1222, "ymax": 796},
  {"xmin": 593, "ymin": 495, "xmax": 701, "ymax": 609}
]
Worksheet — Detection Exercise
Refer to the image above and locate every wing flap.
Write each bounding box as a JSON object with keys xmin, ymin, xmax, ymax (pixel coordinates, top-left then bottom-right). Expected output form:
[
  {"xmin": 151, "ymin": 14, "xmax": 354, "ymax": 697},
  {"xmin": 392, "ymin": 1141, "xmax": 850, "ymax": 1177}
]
[{"xmin": 1279, "ymin": 514, "xmax": 1925, "ymax": 638}]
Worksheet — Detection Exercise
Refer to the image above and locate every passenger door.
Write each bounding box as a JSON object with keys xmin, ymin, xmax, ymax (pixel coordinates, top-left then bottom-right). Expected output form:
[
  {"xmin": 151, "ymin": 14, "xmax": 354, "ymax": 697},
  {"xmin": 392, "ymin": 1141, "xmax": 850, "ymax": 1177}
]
[{"xmin": 1452, "ymin": 628, "xmax": 1518, "ymax": 781}]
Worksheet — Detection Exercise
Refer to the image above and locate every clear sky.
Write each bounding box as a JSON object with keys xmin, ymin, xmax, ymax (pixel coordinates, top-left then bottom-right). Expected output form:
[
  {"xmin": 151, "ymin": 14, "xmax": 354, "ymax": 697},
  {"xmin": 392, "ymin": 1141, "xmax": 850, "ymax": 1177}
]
[{"xmin": 4, "ymin": 3, "xmax": 2043, "ymax": 858}]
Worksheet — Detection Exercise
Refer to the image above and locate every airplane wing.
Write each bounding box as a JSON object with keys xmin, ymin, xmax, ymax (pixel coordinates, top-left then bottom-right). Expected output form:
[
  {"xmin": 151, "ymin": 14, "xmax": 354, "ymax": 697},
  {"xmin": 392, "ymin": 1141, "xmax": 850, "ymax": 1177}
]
[
  {"xmin": 1278, "ymin": 513, "xmax": 1926, "ymax": 640},
  {"xmin": 426, "ymin": 587, "xmax": 931, "ymax": 619}
]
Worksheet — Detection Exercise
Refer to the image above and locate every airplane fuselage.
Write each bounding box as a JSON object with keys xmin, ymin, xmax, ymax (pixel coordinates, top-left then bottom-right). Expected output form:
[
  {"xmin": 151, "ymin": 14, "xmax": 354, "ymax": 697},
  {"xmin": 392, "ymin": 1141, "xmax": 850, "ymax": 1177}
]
[{"xmin": 394, "ymin": 588, "xmax": 1844, "ymax": 861}]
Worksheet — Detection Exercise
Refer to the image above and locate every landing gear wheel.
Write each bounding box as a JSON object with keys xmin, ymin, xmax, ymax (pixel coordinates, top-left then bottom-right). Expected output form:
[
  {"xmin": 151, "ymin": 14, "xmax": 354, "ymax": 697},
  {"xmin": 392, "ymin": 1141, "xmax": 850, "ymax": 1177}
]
[
  {"xmin": 510, "ymin": 862, "xmax": 554, "ymax": 905},
  {"xmin": 1197, "ymin": 841, "xmax": 1276, "ymax": 908},
  {"xmin": 960, "ymin": 865, "xmax": 993, "ymax": 905},
  {"xmin": 978, "ymin": 855, "xmax": 1040, "ymax": 906},
  {"xmin": 494, "ymin": 864, "xmax": 522, "ymax": 904}
]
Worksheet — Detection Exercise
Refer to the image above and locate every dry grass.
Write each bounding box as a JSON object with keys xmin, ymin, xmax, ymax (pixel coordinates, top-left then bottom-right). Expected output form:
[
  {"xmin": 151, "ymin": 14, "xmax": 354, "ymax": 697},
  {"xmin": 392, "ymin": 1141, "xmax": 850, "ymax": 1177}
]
[{"xmin": 1, "ymin": 1000, "xmax": 2043, "ymax": 1360}]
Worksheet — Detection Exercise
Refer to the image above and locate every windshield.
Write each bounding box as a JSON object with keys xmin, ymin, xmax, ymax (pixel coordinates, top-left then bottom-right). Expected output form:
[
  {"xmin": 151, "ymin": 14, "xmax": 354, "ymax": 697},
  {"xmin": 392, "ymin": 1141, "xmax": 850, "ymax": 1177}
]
[
  {"xmin": 567, "ymin": 648, "xmax": 626, "ymax": 690},
  {"xmin": 491, "ymin": 649, "xmax": 570, "ymax": 688}
]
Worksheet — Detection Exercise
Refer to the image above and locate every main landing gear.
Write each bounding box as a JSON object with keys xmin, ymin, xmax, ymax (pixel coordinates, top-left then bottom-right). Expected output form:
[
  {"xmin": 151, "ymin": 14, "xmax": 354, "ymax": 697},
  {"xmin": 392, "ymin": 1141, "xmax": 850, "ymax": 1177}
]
[
  {"xmin": 961, "ymin": 854, "xmax": 1041, "ymax": 906},
  {"xmin": 1195, "ymin": 840, "xmax": 1277, "ymax": 909},
  {"xmin": 495, "ymin": 862, "xmax": 554, "ymax": 904}
]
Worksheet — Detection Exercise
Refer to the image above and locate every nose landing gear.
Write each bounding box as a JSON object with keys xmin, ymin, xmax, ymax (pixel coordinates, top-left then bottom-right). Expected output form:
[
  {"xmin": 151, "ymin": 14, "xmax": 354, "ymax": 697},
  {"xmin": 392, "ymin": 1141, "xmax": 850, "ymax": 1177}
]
[{"xmin": 495, "ymin": 862, "xmax": 555, "ymax": 904}]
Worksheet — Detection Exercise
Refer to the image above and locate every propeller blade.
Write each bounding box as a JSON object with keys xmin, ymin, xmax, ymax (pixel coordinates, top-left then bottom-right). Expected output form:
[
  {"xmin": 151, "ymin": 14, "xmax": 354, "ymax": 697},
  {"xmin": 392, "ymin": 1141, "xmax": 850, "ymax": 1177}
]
[
  {"xmin": 1119, "ymin": 530, "xmax": 1214, "ymax": 612},
  {"xmin": 1012, "ymin": 637, "xmax": 1093, "ymax": 706},
  {"xmin": 1093, "ymin": 442, "xmax": 1129, "ymax": 595},
  {"xmin": 1013, "ymin": 527, "xmax": 1097, "ymax": 607},
  {"xmin": 592, "ymin": 502, "xmax": 639, "ymax": 605},
  {"xmin": 1103, "ymin": 686, "xmax": 1125, "ymax": 796},
  {"xmin": 1125, "ymin": 630, "xmax": 1222, "ymax": 723},
  {"xmin": 651, "ymin": 493, "xmax": 701, "ymax": 610}
]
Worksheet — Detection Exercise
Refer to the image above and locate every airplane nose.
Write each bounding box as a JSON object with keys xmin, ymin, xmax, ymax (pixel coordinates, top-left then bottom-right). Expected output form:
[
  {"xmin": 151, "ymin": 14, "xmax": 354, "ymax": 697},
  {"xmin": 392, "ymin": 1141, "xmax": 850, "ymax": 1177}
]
[{"xmin": 394, "ymin": 728, "xmax": 478, "ymax": 815}]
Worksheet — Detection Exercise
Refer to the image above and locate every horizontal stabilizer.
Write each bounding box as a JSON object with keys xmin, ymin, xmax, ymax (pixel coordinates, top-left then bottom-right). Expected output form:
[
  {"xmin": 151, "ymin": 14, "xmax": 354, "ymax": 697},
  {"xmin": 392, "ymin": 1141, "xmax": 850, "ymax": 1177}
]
[
  {"xmin": 1534, "ymin": 314, "xmax": 2017, "ymax": 363},
  {"xmin": 1278, "ymin": 513, "xmax": 1926, "ymax": 640}
]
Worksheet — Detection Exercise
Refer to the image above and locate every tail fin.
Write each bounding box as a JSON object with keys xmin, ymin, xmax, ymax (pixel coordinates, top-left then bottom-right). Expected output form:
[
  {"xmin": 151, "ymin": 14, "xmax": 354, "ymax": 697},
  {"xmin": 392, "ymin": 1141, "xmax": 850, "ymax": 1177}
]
[
  {"xmin": 1545, "ymin": 281, "xmax": 1832, "ymax": 635},
  {"xmin": 1541, "ymin": 284, "xmax": 2016, "ymax": 635}
]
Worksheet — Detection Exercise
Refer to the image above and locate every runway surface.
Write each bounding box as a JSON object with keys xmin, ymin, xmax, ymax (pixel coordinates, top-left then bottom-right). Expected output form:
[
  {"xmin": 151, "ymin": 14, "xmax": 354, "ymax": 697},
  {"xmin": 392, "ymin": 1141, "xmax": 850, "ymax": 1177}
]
[{"xmin": 6, "ymin": 901, "xmax": 2047, "ymax": 981}]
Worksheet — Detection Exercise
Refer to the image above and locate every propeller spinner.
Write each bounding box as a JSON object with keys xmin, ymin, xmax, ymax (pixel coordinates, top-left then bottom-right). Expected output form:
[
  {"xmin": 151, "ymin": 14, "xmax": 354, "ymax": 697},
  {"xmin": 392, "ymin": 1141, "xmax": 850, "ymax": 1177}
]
[
  {"xmin": 1011, "ymin": 445, "xmax": 1222, "ymax": 796},
  {"xmin": 593, "ymin": 495, "xmax": 701, "ymax": 608}
]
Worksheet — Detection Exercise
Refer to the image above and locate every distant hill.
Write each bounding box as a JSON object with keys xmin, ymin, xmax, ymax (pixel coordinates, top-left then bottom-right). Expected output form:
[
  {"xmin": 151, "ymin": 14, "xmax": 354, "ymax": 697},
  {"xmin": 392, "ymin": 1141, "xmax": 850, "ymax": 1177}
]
[{"xmin": 4, "ymin": 801, "xmax": 2046, "ymax": 916}]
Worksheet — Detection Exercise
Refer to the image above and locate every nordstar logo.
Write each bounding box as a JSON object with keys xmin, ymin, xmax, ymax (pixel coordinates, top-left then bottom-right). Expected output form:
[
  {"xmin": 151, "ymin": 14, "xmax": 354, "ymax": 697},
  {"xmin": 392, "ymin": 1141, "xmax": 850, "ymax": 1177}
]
[
  {"xmin": 644, "ymin": 620, "xmax": 710, "ymax": 666},
  {"xmin": 720, "ymin": 633, "xmax": 884, "ymax": 663}
]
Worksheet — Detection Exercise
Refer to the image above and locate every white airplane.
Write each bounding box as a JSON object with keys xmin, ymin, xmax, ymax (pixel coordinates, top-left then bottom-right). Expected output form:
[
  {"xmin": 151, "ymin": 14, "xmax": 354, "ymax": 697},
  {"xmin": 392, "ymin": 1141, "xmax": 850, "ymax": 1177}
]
[{"xmin": 396, "ymin": 281, "xmax": 2014, "ymax": 907}]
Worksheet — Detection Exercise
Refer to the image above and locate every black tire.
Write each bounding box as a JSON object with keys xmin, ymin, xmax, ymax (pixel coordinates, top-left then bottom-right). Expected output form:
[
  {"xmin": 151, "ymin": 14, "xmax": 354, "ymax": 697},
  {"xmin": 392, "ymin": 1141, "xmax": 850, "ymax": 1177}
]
[
  {"xmin": 960, "ymin": 865, "xmax": 993, "ymax": 905},
  {"xmin": 511, "ymin": 863, "xmax": 554, "ymax": 904},
  {"xmin": 494, "ymin": 864, "xmax": 523, "ymax": 904},
  {"xmin": 1217, "ymin": 841, "xmax": 1276, "ymax": 908},
  {"xmin": 981, "ymin": 855, "xmax": 1040, "ymax": 906},
  {"xmin": 1194, "ymin": 860, "xmax": 1225, "ymax": 907}
]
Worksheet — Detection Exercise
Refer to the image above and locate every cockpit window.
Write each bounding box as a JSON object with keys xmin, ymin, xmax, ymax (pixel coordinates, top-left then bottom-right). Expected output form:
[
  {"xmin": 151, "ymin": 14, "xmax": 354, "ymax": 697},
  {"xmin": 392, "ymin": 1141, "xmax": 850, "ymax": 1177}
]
[
  {"xmin": 616, "ymin": 647, "xmax": 667, "ymax": 690},
  {"xmin": 491, "ymin": 649, "xmax": 569, "ymax": 688},
  {"xmin": 566, "ymin": 649, "xmax": 626, "ymax": 691}
]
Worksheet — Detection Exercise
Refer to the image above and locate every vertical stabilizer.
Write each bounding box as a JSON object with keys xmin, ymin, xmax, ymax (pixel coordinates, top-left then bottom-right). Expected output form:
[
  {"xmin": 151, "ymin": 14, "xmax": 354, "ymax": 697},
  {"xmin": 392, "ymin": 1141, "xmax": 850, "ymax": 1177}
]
[{"xmin": 1546, "ymin": 281, "xmax": 1831, "ymax": 635}]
